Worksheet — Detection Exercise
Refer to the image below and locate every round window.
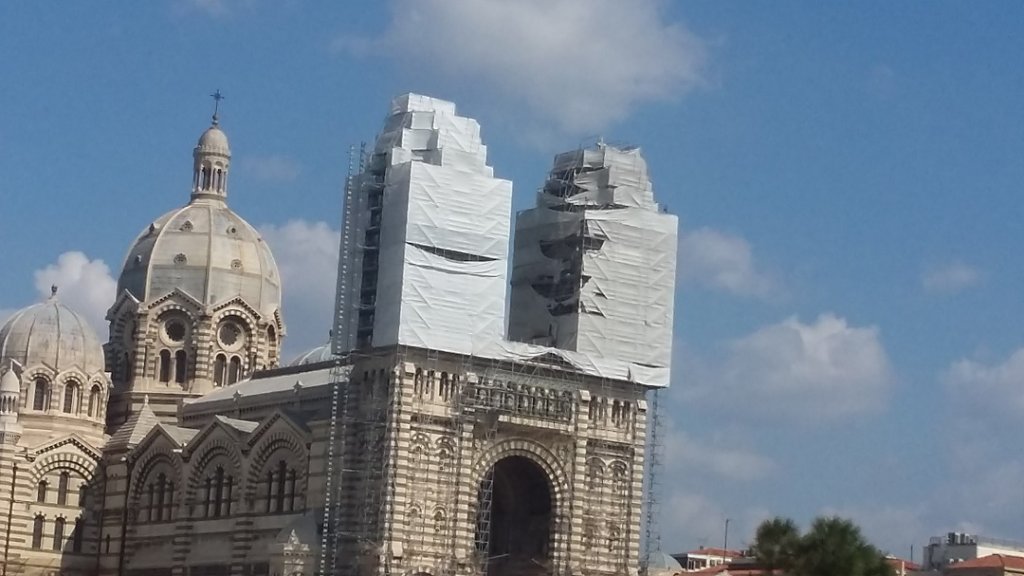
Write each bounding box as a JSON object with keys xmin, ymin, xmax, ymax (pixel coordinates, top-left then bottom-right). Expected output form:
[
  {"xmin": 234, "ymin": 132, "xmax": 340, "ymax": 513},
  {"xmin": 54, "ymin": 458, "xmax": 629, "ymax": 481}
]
[
  {"xmin": 164, "ymin": 320, "xmax": 186, "ymax": 343},
  {"xmin": 218, "ymin": 322, "xmax": 244, "ymax": 349}
]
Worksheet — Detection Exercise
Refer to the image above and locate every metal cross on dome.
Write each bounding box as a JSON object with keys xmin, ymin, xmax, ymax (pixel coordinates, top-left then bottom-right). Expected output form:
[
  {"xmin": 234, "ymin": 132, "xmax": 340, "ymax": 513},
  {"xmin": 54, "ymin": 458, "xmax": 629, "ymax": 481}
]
[{"xmin": 210, "ymin": 89, "xmax": 225, "ymax": 124}]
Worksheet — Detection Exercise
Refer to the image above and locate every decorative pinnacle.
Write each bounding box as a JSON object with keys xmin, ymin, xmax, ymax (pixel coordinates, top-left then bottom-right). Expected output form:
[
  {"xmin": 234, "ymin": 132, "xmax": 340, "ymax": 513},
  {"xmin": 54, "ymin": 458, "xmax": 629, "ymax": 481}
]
[
  {"xmin": 210, "ymin": 89, "xmax": 225, "ymax": 125},
  {"xmin": 50, "ymin": 285, "xmax": 58, "ymax": 298}
]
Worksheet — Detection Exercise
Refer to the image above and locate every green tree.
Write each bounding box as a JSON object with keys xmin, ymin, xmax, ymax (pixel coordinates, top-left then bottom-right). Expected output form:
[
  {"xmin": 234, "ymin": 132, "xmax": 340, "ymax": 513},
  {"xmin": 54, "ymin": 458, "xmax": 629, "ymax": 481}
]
[
  {"xmin": 750, "ymin": 517, "xmax": 800, "ymax": 574},
  {"xmin": 750, "ymin": 516, "xmax": 894, "ymax": 576}
]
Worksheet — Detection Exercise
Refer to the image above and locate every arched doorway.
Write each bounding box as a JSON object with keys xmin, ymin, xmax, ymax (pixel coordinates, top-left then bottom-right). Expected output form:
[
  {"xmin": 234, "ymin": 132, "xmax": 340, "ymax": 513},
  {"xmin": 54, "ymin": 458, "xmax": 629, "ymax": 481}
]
[{"xmin": 478, "ymin": 456, "xmax": 554, "ymax": 576}]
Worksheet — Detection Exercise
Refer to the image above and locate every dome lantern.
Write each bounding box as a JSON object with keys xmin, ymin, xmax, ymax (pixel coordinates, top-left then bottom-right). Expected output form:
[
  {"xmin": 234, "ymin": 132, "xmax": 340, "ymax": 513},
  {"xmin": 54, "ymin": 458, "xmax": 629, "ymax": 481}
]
[{"xmin": 191, "ymin": 90, "xmax": 231, "ymax": 203}]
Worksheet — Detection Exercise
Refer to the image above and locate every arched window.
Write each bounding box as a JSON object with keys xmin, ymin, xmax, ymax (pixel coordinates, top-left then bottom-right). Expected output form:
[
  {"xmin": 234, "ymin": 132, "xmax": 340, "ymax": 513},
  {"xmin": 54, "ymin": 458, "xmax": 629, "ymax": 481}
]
[
  {"xmin": 155, "ymin": 473, "xmax": 166, "ymax": 522},
  {"xmin": 72, "ymin": 518, "xmax": 84, "ymax": 553},
  {"xmin": 287, "ymin": 469, "xmax": 297, "ymax": 512},
  {"xmin": 78, "ymin": 485, "xmax": 89, "ymax": 507},
  {"xmin": 214, "ymin": 354, "xmax": 226, "ymax": 387},
  {"xmin": 158, "ymin": 350, "xmax": 171, "ymax": 383},
  {"xmin": 228, "ymin": 356, "xmax": 241, "ymax": 385},
  {"xmin": 37, "ymin": 481, "xmax": 47, "ymax": 503},
  {"xmin": 611, "ymin": 464, "xmax": 628, "ymax": 497},
  {"xmin": 204, "ymin": 465, "xmax": 234, "ymax": 518},
  {"xmin": 32, "ymin": 516, "xmax": 44, "ymax": 549},
  {"xmin": 165, "ymin": 481, "xmax": 175, "ymax": 521},
  {"xmin": 262, "ymin": 460, "xmax": 298, "ymax": 514},
  {"xmin": 146, "ymin": 482, "xmax": 156, "ymax": 522},
  {"xmin": 33, "ymin": 377, "xmax": 48, "ymax": 411},
  {"xmin": 57, "ymin": 472, "xmax": 70, "ymax": 505},
  {"xmin": 264, "ymin": 470, "xmax": 274, "ymax": 513},
  {"xmin": 438, "ymin": 448, "xmax": 452, "ymax": 473},
  {"xmin": 174, "ymin": 350, "xmax": 187, "ymax": 384},
  {"xmin": 53, "ymin": 517, "xmax": 65, "ymax": 551},
  {"xmin": 203, "ymin": 477, "xmax": 213, "ymax": 518},
  {"xmin": 120, "ymin": 352, "xmax": 132, "ymax": 383},
  {"xmin": 433, "ymin": 510, "xmax": 446, "ymax": 534},
  {"xmin": 275, "ymin": 460, "xmax": 287, "ymax": 513},
  {"xmin": 440, "ymin": 372, "xmax": 450, "ymax": 400},
  {"xmin": 213, "ymin": 467, "xmax": 225, "ymax": 516},
  {"xmin": 63, "ymin": 382, "xmax": 78, "ymax": 414},
  {"xmin": 224, "ymin": 476, "xmax": 233, "ymax": 516},
  {"xmin": 88, "ymin": 385, "xmax": 101, "ymax": 418}
]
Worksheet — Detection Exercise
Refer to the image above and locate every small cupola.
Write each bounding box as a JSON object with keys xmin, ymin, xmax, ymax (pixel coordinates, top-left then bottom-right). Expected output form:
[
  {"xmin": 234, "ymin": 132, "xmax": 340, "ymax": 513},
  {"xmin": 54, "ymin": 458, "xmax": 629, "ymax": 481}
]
[
  {"xmin": 0, "ymin": 363, "xmax": 21, "ymax": 418},
  {"xmin": 191, "ymin": 90, "xmax": 232, "ymax": 202}
]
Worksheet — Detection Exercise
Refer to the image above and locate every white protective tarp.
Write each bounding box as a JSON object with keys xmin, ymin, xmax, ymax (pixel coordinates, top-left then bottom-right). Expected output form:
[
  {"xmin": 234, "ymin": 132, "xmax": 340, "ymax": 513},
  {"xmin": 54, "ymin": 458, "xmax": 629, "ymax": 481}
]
[
  {"xmin": 335, "ymin": 93, "xmax": 512, "ymax": 356},
  {"xmin": 508, "ymin": 143, "xmax": 678, "ymax": 381}
]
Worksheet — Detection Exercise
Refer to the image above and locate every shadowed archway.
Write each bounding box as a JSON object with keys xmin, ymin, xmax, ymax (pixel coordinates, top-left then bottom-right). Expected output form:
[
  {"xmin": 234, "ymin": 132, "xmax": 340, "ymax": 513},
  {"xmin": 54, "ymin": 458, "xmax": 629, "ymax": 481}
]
[{"xmin": 478, "ymin": 455, "xmax": 554, "ymax": 576}]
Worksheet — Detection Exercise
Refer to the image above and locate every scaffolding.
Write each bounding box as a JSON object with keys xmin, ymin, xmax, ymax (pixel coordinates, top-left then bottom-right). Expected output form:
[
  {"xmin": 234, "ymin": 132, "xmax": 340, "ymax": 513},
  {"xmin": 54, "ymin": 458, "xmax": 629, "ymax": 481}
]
[
  {"xmin": 319, "ymin": 143, "xmax": 361, "ymax": 576},
  {"xmin": 640, "ymin": 388, "xmax": 665, "ymax": 575}
]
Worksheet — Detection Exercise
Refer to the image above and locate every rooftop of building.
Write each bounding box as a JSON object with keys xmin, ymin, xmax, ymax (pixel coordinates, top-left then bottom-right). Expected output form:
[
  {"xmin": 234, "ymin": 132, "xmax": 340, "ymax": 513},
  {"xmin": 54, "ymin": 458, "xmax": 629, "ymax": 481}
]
[{"xmin": 947, "ymin": 554, "xmax": 1024, "ymax": 571}]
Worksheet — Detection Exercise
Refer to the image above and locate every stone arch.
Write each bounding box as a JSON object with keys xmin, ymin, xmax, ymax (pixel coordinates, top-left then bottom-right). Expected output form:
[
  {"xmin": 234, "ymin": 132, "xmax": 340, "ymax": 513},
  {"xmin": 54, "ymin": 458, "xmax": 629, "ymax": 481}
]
[
  {"xmin": 186, "ymin": 439, "xmax": 243, "ymax": 502},
  {"xmin": 470, "ymin": 439, "xmax": 569, "ymax": 573},
  {"xmin": 211, "ymin": 307, "xmax": 259, "ymax": 335},
  {"xmin": 471, "ymin": 439, "xmax": 569, "ymax": 499},
  {"xmin": 28, "ymin": 453, "xmax": 98, "ymax": 487},
  {"xmin": 244, "ymin": 431, "xmax": 308, "ymax": 503},
  {"xmin": 403, "ymin": 568, "xmax": 436, "ymax": 576},
  {"xmin": 186, "ymin": 440, "xmax": 243, "ymax": 520},
  {"xmin": 435, "ymin": 436, "xmax": 455, "ymax": 473},
  {"xmin": 130, "ymin": 450, "xmax": 183, "ymax": 509},
  {"xmin": 22, "ymin": 368, "xmax": 54, "ymax": 410}
]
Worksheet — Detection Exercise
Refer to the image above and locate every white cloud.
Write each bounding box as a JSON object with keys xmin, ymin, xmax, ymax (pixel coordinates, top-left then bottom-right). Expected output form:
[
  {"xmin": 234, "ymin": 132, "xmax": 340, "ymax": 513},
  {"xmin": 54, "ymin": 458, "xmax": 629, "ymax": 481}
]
[
  {"xmin": 665, "ymin": 429, "xmax": 776, "ymax": 482},
  {"xmin": 685, "ymin": 314, "xmax": 895, "ymax": 420},
  {"xmin": 238, "ymin": 155, "xmax": 301, "ymax": 183},
  {"xmin": 33, "ymin": 251, "xmax": 117, "ymax": 339},
  {"xmin": 922, "ymin": 260, "xmax": 982, "ymax": 294},
  {"xmin": 258, "ymin": 220, "xmax": 339, "ymax": 359},
  {"xmin": 678, "ymin": 227, "xmax": 779, "ymax": 299},
  {"xmin": 944, "ymin": 348, "xmax": 1024, "ymax": 414},
  {"xmin": 355, "ymin": 0, "xmax": 706, "ymax": 134}
]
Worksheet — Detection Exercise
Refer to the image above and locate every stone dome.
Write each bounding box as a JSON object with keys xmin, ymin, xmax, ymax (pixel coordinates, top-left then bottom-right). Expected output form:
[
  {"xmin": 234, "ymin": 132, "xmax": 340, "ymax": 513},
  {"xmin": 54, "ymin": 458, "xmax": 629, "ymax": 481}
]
[
  {"xmin": 0, "ymin": 295, "xmax": 106, "ymax": 375},
  {"xmin": 116, "ymin": 201, "xmax": 282, "ymax": 318},
  {"xmin": 648, "ymin": 552, "xmax": 683, "ymax": 571},
  {"xmin": 197, "ymin": 124, "xmax": 230, "ymax": 152},
  {"xmin": 290, "ymin": 339, "xmax": 338, "ymax": 367}
]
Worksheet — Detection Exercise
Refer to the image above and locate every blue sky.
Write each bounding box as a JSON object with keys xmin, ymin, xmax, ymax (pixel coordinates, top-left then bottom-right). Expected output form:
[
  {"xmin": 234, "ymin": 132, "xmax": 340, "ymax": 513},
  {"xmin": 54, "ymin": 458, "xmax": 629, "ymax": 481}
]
[{"xmin": 2, "ymin": 0, "xmax": 1024, "ymax": 559}]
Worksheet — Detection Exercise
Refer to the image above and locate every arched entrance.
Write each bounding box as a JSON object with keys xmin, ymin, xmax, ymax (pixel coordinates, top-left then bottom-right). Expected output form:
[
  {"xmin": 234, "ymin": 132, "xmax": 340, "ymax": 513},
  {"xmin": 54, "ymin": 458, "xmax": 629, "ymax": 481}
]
[{"xmin": 478, "ymin": 456, "xmax": 554, "ymax": 576}]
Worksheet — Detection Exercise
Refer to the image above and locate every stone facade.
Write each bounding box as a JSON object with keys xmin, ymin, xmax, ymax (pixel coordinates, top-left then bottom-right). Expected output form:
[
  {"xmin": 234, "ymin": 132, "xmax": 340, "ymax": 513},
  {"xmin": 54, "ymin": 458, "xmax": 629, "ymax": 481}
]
[{"xmin": 0, "ymin": 297, "xmax": 110, "ymax": 576}]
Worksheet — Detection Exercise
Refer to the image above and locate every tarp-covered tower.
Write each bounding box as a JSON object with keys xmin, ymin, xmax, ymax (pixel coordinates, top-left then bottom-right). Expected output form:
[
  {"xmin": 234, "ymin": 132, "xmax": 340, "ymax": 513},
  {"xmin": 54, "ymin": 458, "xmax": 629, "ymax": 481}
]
[
  {"xmin": 508, "ymin": 143, "xmax": 678, "ymax": 371},
  {"xmin": 333, "ymin": 94, "xmax": 513, "ymax": 356}
]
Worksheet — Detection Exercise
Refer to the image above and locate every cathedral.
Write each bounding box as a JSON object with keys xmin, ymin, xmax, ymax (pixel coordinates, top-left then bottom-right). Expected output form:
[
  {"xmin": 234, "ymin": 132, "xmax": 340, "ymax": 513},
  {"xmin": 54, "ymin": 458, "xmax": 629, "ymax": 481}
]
[{"xmin": 0, "ymin": 94, "xmax": 678, "ymax": 576}]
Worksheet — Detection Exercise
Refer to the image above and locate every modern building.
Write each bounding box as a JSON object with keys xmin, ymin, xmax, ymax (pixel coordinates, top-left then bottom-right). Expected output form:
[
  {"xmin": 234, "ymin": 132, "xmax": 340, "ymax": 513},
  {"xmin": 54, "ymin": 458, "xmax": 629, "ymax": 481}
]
[
  {"xmin": 0, "ymin": 93, "xmax": 677, "ymax": 576},
  {"xmin": 924, "ymin": 533, "xmax": 1024, "ymax": 571},
  {"xmin": 671, "ymin": 547, "xmax": 744, "ymax": 572}
]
